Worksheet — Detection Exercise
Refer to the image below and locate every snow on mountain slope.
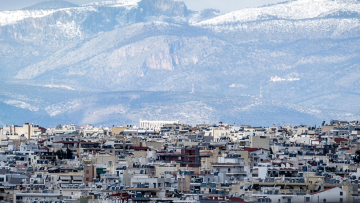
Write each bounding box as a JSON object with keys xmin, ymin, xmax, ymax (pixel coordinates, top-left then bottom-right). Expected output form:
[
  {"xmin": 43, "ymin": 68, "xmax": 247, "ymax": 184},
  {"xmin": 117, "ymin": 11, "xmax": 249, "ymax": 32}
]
[
  {"xmin": 0, "ymin": 1, "xmax": 141, "ymax": 27},
  {"xmin": 0, "ymin": 10, "xmax": 56, "ymax": 26},
  {"xmin": 197, "ymin": 0, "xmax": 360, "ymax": 26},
  {"xmin": 2, "ymin": 0, "xmax": 360, "ymax": 126},
  {"xmin": 22, "ymin": 0, "xmax": 79, "ymax": 10},
  {"xmin": 0, "ymin": 6, "xmax": 100, "ymax": 27},
  {"xmin": 204, "ymin": 18, "xmax": 360, "ymax": 40},
  {"xmin": 83, "ymin": 0, "xmax": 141, "ymax": 8},
  {"xmin": 14, "ymin": 22, "xmax": 182, "ymax": 80}
]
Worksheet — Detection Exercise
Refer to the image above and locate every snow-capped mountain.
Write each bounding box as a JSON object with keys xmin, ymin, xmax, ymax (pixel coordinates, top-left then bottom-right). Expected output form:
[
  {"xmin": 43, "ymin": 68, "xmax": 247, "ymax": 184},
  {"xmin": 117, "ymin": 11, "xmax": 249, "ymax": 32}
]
[
  {"xmin": 0, "ymin": 0, "xmax": 360, "ymax": 127},
  {"xmin": 196, "ymin": 0, "xmax": 360, "ymax": 42}
]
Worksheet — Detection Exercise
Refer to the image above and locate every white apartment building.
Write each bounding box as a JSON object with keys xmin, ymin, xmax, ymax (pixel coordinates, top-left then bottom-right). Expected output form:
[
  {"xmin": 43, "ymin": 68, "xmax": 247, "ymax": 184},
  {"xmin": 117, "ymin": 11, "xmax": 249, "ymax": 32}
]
[{"xmin": 140, "ymin": 120, "xmax": 179, "ymax": 131}]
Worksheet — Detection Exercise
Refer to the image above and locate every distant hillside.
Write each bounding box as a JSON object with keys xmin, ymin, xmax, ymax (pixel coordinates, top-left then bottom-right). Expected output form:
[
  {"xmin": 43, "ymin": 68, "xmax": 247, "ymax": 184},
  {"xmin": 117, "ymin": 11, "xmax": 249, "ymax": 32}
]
[
  {"xmin": 22, "ymin": 0, "xmax": 78, "ymax": 10},
  {"xmin": 0, "ymin": 0, "xmax": 360, "ymax": 126}
]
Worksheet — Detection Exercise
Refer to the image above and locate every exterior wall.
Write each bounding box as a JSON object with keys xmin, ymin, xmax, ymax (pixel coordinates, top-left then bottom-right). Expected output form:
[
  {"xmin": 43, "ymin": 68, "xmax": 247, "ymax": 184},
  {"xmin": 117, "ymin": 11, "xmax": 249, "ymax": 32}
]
[
  {"xmin": 309, "ymin": 187, "xmax": 346, "ymax": 203},
  {"xmin": 177, "ymin": 175, "xmax": 191, "ymax": 193},
  {"xmin": 112, "ymin": 127, "xmax": 127, "ymax": 135},
  {"xmin": 3, "ymin": 123, "xmax": 42, "ymax": 139},
  {"xmin": 234, "ymin": 151, "xmax": 250, "ymax": 164},
  {"xmin": 133, "ymin": 151, "xmax": 148, "ymax": 159},
  {"xmin": 155, "ymin": 166, "xmax": 179, "ymax": 177},
  {"xmin": 178, "ymin": 141, "xmax": 199, "ymax": 147},
  {"xmin": 83, "ymin": 165, "xmax": 96, "ymax": 184},
  {"xmin": 322, "ymin": 125, "xmax": 335, "ymax": 133},
  {"xmin": 211, "ymin": 128, "xmax": 231, "ymax": 141},
  {"xmin": 62, "ymin": 190, "xmax": 82, "ymax": 200},
  {"xmin": 250, "ymin": 136, "xmax": 270, "ymax": 150},
  {"xmin": 145, "ymin": 142, "xmax": 162, "ymax": 150},
  {"xmin": 254, "ymin": 188, "xmax": 346, "ymax": 203},
  {"xmin": 201, "ymin": 154, "xmax": 218, "ymax": 170}
]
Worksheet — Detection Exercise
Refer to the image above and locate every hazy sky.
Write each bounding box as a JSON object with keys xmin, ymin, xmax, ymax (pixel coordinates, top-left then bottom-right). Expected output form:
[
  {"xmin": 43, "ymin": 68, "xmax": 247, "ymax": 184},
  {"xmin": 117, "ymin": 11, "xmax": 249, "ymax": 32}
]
[{"xmin": 0, "ymin": 0, "xmax": 285, "ymax": 12}]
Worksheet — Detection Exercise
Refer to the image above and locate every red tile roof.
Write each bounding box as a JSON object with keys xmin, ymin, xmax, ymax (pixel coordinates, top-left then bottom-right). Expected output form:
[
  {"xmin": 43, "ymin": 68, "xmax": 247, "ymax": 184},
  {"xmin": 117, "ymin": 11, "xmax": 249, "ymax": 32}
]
[
  {"xmin": 334, "ymin": 138, "xmax": 348, "ymax": 143},
  {"xmin": 54, "ymin": 141, "xmax": 78, "ymax": 144},
  {"xmin": 338, "ymin": 147, "xmax": 350, "ymax": 150},
  {"xmin": 228, "ymin": 197, "xmax": 245, "ymax": 203},
  {"xmin": 310, "ymin": 187, "xmax": 337, "ymax": 195},
  {"xmin": 244, "ymin": 148, "xmax": 263, "ymax": 152},
  {"xmin": 131, "ymin": 146, "xmax": 150, "ymax": 150},
  {"xmin": 308, "ymin": 162, "xmax": 317, "ymax": 166}
]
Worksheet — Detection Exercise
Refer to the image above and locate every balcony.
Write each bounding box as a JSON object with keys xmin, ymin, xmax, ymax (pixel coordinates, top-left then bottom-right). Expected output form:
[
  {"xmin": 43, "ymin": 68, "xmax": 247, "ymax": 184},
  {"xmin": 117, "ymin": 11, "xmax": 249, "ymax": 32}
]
[
  {"xmin": 211, "ymin": 162, "xmax": 244, "ymax": 167},
  {"xmin": 226, "ymin": 170, "xmax": 247, "ymax": 175}
]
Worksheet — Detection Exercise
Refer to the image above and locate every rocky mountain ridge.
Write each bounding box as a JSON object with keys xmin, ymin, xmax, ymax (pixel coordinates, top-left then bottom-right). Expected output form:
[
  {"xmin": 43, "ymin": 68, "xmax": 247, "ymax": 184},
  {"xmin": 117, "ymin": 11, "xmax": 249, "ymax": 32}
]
[{"xmin": 0, "ymin": 0, "xmax": 359, "ymax": 126}]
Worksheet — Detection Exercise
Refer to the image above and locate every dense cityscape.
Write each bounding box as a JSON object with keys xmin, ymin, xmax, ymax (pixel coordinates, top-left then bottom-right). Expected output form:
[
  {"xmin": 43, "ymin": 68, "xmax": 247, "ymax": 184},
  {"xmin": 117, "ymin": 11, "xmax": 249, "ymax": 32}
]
[
  {"xmin": 1, "ymin": 0, "xmax": 360, "ymax": 202},
  {"xmin": 0, "ymin": 120, "xmax": 359, "ymax": 203}
]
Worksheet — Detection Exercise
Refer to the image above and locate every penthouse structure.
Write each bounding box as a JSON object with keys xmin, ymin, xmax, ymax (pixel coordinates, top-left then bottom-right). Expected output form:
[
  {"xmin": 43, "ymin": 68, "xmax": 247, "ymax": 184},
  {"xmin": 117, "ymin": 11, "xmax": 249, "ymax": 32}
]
[{"xmin": 140, "ymin": 120, "xmax": 179, "ymax": 131}]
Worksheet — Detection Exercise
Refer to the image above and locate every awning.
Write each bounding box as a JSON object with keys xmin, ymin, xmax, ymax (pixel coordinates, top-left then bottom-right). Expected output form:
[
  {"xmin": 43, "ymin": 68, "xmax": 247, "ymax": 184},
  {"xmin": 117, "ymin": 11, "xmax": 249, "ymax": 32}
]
[{"xmin": 59, "ymin": 176, "xmax": 71, "ymax": 180}]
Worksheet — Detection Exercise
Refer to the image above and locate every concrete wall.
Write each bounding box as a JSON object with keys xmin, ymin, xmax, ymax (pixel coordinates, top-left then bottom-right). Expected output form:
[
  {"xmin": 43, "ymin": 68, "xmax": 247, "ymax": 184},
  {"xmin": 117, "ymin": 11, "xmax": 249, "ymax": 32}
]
[
  {"xmin": 250, "ymin": 136, "xmax": 270, "ymax": 150},
  {"xmin": 112, "ymin": 127, "xmax": 127, "ymax": 135}
]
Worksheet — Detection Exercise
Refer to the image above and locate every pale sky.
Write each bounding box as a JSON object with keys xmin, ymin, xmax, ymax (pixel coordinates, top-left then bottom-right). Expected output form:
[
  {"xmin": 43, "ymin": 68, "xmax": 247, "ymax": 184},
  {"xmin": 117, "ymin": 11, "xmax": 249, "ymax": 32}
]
[{"xmin": 0, "ymin": 0, "xmax": 285, "ymax": 12}]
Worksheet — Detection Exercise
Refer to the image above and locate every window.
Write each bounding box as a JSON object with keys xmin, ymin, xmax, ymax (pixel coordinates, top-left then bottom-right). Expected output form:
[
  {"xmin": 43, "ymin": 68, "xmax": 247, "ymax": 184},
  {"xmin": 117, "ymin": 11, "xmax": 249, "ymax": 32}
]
[
  {"xmin": 86, "ymin": 178, "xmax": 89, "ymax": 181},
  {"xmin": 340, "ymin": 192, "xmax": 343, "ymax": 196},
  {"xmin": 305, "ymin": 197, "xmax": 310, "ymax": 202},
  {"xmin": 86, "ymin": 170, "xmax": 89, "ymax": 174},
  {"xmin": 340, "ymin": 198, "xmax": 343, "ymax": 202}
]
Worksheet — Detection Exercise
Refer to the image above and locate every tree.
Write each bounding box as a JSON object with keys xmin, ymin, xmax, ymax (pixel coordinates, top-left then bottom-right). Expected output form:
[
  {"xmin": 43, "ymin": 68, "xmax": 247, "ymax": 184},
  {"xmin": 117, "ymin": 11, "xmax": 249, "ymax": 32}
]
[
  {"xmin": 353, "ymin": 150, "xmax": 360, "ymax": 164},
  {"xmin": 56, "ymin": 124, "xmax": 62, "ymax": 130},
  {"xmin": 55, "ymin": 149, "xmax": 73, "ymax": 160},
  {"xmin": 66, "ymin": 148, "xmax": 73, "ymax": 159},
  {"xmin": 55, "ymin": 150, "xmax": 64, "ymax": 160}
]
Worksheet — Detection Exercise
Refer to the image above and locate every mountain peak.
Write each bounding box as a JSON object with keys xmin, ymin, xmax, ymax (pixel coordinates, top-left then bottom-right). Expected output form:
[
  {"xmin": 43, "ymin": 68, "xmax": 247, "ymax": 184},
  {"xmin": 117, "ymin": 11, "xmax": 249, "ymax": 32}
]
[
  {"xmin": 137, "ymin": 0, "xmax": 188, "ymax": 18},
  {"xmin": 197, "ymin": 0, "xmax": 360, "ymax": 26},
  {"xmin": 22, "ymin": 0, "xmax": 78, "ymax": 10}
]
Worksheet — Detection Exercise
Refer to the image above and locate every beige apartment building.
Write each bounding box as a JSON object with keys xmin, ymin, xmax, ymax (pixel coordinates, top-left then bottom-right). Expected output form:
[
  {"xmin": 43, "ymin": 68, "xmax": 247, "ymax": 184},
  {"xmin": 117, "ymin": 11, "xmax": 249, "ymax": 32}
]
[
  {"xmin": 2, "ymin": 122, "xmax": 45, "ymax": 139},
  {"xmin": 211, "ymin": 127, "xmax": 231, "ymax": 141}
]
